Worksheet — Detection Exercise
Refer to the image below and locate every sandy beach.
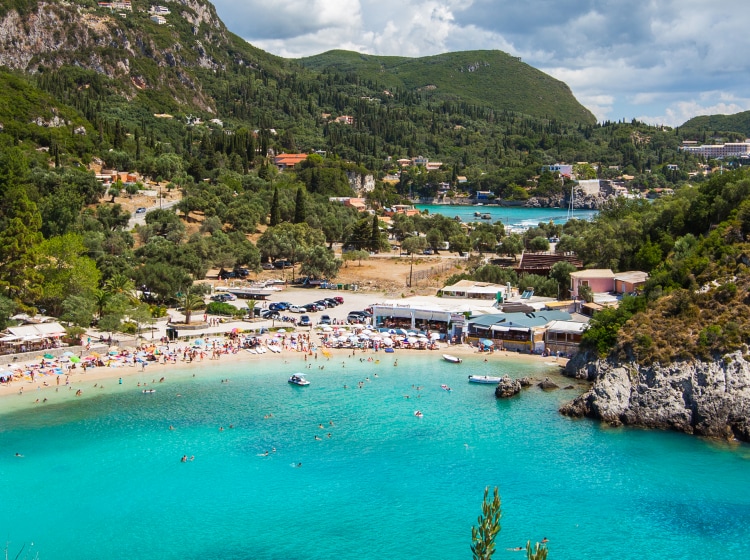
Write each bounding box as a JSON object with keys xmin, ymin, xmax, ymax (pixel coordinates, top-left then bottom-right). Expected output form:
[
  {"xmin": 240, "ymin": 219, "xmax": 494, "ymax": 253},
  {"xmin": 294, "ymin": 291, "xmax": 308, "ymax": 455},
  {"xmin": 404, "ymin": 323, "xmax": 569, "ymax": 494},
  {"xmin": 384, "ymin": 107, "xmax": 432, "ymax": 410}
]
[
  {"xmin": 0, "ymin": 329, "xmax": 567, "ymax": 413},
  {"xmin": 0, "ymin": 287, "xmax": 569, "ymax": 411}
]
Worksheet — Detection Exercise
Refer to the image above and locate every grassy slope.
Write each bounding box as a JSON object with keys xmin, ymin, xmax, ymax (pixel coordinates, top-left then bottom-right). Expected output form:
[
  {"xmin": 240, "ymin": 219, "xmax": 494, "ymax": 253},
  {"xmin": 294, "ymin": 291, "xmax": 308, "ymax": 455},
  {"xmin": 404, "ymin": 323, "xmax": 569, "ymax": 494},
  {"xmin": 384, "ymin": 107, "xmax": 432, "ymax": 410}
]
[{"xmin": 299, "ymin": 49, "xmax": 596, "ymax": 124}]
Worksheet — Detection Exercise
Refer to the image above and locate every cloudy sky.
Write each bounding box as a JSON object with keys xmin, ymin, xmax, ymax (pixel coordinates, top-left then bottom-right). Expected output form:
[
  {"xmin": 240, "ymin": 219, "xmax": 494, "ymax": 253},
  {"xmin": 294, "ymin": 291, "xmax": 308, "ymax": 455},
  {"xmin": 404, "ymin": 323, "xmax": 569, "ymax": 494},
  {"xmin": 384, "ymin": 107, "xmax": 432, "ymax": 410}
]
[{"xmin": 210, "ymin": 0, "xmax": 750, "ymax": 127}]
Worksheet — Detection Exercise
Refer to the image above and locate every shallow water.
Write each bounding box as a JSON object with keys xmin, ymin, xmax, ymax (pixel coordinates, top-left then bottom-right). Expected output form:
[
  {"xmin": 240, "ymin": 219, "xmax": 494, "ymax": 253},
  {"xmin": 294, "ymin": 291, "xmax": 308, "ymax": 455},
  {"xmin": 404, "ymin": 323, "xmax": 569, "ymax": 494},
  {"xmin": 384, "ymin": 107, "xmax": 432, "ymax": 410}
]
[
  {"xmin": 414, "ymin": 204, "xmax": 597, "ymax": 229},
  {"xmin": 1, "ymin": 354, "xmax": 749, "ymax": 560}
]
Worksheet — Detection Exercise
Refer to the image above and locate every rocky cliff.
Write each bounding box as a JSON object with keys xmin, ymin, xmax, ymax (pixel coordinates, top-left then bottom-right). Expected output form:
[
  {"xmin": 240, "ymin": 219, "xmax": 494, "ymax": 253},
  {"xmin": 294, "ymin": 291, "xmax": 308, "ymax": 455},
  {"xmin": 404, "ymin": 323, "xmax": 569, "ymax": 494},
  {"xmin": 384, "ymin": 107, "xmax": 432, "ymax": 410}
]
[{"xmin": 560, "ymin": 351, "xmax": 750, "ymax": 441}]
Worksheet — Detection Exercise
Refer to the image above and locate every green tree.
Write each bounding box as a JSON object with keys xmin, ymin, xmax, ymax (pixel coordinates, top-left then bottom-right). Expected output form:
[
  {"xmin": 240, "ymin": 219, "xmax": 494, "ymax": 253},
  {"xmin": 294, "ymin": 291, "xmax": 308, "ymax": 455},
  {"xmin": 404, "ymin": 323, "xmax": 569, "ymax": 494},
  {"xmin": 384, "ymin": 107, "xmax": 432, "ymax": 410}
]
[
  {"xmin": 300, "ymin": 246, "xmax": 341, "ymax": 279},
  {"xmin": 342, "ymin": 250, "xmax": 369, "ymax": 267},
  {"xmin": 549, "ymin": 261, "xmax": 577, "ymax": 300},
  {"xmin": 471, "ymin": 486, "xmax": 502, "ymax": 560},
  {"xmin": 0, "ymin": 294, "xmax": 16, "ymax": 330},
  {"xmin": 0, "ymin": 186, "xmax": 44, "ymax": 307},
  {"xmin": 294, "ymin": 187, "xmax": 306, "ymax": 224},
  {"xmin": 449, "ymin": 233, "xmax": 472, "ymax": 255},
  {"xmin": 38, "ymin": 233, "xmax": 101, "ymax": 317},
  {"xmin": 270, "ymin": 186, "xmax": 281, "ymax": 226},
  {"xmin": 179, "ymin": 287, "xmax": 206, "ymax": 325}
]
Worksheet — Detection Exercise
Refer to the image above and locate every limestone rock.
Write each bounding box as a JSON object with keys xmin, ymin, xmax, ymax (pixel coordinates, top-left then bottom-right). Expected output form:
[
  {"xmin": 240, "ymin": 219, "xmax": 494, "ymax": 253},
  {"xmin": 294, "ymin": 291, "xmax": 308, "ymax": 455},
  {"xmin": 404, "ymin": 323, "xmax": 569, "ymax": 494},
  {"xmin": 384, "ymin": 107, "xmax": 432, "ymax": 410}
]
[
  {"xmin": 495, "ymin": 375, "xmax": 521, "ymax": 398},
  {"xmin": 538, "ymin": 377, "xmax": 559, "ymax": 390},
  {"xmin": 560, "ymin": 351, "xmax": 750, "ymax": 441}
]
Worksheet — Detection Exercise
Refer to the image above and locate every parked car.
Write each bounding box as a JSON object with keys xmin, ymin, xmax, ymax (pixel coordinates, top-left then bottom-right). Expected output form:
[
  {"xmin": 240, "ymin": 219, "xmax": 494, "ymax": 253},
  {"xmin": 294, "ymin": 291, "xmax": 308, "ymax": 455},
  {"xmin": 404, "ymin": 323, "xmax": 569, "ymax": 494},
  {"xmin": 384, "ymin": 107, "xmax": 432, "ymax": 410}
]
[
  {"xmin": 233, "ymin": 268, "xmax": 250, "ymax": 278},
  {"xmin": 423, "ymin": 248, "xmax": 434, "ymax": 255},
  {"xmin": 315, "ymin": 299, "xmax": 335, "ymax": 309},
  {"xmin": 260, "ymin": 309, "xmax": 280, "ymax": 320},
  {"xmin": 274, "ymin": 260, "xmax": 294, "ymax": 269},
  {"xmin": 288, "ymin": 305, "xmax": 305, "ymax": 313},
  {"xmin": 347, "ymin": 312, "xmax": 367, "ymax": 324},
  {"xmin": 299, "ymin": 315, "xmax": 312, "ymax": 327},
  {"xmin": 322, "ymin": 298, "xmax": 340, "ymax": 307},
  {"xmin": 319, "ymin": 315, "xmax": 332, "ymax": 325},
  {"xmin": 305, "ymin": 303, "xmax": 325, "ymax": 312},
  {"xmin": 261, "ymin": 262, "xmax": 274, "ymax": 270},
  {"xmin": 211, "ymin": 293, "xmax": 235, "ymax": 302},
  {"xmin": 135, "ymin": 207, "xmax": 147, "ymax": 214}
]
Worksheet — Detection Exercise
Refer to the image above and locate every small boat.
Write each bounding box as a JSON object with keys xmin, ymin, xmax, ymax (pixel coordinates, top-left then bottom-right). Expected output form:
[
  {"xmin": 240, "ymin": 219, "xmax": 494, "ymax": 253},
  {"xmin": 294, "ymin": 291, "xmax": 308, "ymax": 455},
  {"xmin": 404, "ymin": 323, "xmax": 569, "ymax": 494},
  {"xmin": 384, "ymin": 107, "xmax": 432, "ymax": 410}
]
[
  {"xmin": 442, "ymin": 354, "xmax": 462, "ymax": 364},
  {"xmin": 142, "ymin": 389, "xmax": 156, "ymax": 394},
  {"xmin": 441, "ymin": 384, "xmax": 452, "ymax": 392},
  {"xmin": 468, "ymin": 375, "xmax": 503, "ymax": 384},
  {"xmin": 288, "ymin": 374, "xmax": 310, "ymax": 386},
  {"xmin": 414, "ymin": 410, "xmax": 423, "ymax": 418}
]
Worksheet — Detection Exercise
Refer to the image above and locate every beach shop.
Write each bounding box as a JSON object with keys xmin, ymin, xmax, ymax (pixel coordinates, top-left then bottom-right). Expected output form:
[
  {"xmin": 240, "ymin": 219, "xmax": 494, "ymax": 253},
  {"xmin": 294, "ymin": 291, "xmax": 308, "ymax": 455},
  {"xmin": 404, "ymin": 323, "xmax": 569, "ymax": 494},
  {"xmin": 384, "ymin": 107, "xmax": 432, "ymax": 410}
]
[{"xmin": 371, "ymin": 303, "xmax": 461, "ymax": 340}]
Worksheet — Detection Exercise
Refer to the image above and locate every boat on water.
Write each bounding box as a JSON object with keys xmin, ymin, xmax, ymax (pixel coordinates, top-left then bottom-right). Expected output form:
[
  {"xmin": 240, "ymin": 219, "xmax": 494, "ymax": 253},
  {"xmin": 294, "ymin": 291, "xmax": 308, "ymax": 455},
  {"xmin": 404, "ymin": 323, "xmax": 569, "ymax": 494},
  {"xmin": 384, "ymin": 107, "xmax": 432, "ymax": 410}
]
[
  {"xmin": 441, "ymin": 384, "xmax": 452, "ymax": 392},
  {"xmin": 442, "ymin": 354, "xmax": 462, "ymax": 364},
  {"xmin": 288, "ymin": 374, "xmax": 310, "ymax": 386},
  {"xmin": 468, "ymin": 375, "xmax": 503, "ymax": 384},
  {"xmin": 142, "ymin": 389, "xmax": 156, "ymax": 394}
]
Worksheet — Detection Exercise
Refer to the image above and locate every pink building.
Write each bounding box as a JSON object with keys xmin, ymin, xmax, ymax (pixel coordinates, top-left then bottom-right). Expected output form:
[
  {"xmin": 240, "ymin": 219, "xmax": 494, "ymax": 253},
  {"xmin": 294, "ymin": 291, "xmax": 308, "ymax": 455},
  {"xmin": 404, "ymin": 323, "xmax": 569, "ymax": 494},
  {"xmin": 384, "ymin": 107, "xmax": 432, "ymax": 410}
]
[{"xmin": 569, "ymin": 269, "xmax": 615, "ymax": 298}]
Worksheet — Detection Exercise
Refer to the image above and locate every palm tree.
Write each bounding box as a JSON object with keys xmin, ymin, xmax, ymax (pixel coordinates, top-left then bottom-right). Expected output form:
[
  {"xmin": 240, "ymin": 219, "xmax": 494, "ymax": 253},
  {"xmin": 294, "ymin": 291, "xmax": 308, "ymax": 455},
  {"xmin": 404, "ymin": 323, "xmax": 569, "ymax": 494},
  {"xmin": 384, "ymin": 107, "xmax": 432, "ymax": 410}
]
[
  {"xmin": 179, "ymin": 288, "xmax": 205, "ymax": 325},
  {"xmin": 92, "ymin": 289, "xmax": 111, "ymax": 320},
  {"xmin": 104, "ymin": 274, "xmax": 138, "ymax": 303},
  {"xmin": 247, "ymin": 299, "xmax": 257, "ymax": 320}
]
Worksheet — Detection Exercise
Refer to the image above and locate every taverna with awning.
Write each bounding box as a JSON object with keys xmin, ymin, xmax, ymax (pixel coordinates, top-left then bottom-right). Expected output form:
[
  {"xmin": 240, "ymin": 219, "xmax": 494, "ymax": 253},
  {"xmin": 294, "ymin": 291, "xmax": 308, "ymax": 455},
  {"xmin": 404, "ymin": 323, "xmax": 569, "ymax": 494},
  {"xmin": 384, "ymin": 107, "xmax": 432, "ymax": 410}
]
[
  {"xmin": 0, "ymin": 322, "xmax": 67, "ymax": 354},
  {"xmin": 466, "ymin": 311, "xmax": 586, "ymax": 353}
]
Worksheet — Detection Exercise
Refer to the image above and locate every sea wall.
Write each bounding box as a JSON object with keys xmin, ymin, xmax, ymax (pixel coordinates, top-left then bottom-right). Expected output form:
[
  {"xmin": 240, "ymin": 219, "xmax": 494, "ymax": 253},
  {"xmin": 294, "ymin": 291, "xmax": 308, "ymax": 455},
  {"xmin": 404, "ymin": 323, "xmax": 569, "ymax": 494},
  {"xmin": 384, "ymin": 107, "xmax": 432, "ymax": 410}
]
[{"xmin": 559, "ymin": 351, "xmax": 750, "ymax": 442}]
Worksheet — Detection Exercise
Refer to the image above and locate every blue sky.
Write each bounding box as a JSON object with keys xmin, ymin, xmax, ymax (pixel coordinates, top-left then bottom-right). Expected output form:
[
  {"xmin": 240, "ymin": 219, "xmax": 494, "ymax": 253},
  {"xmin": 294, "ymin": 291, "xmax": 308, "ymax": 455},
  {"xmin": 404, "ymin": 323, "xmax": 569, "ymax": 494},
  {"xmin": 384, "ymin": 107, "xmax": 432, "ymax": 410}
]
[{"xmin": 210, "ymin": 0, "xmax": 750, "ymax": 127}]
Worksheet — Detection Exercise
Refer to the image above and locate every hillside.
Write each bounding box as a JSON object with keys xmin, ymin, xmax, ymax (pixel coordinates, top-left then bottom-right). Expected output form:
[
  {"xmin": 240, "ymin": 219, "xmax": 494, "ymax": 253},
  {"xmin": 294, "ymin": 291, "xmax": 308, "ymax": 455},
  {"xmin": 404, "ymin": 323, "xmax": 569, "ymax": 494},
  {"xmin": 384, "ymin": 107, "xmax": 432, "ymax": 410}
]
[
  {"xmin": 299, "ymin": 49, "xmax": 596, "ymax": 124},
  {"xmin": 681, "ymin": 110, "xmax": 750, "ymax": 137}
]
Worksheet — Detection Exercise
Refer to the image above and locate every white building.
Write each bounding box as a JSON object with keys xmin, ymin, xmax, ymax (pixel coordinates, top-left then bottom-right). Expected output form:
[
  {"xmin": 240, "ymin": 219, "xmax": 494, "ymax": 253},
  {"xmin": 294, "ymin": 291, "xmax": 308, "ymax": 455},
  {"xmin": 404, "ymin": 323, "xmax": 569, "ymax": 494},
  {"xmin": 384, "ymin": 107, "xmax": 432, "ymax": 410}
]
[{"xmin": 680, "ymin": 142, "xmax": 750, "ymax": 159}]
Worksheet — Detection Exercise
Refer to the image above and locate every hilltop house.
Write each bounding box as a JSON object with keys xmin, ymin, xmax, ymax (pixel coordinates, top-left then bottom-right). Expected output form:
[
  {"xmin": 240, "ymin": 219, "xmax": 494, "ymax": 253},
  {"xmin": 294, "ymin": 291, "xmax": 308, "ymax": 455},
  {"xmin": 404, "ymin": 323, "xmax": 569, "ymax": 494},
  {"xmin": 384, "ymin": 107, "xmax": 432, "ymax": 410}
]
[{"xmin": 273, "ymin": 154, "xmax": 308, "ymax": 170}]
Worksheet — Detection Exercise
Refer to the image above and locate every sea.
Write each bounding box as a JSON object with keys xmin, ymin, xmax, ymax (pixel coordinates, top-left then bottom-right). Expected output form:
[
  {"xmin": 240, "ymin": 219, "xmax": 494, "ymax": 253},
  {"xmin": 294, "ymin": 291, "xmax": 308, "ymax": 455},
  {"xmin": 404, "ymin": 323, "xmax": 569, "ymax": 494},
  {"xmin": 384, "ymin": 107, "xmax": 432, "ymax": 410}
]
[
  {"xmin": 2, "ymin": 354, "xmax": 749, "ymax": 560},
  {"xmin": 414, "ymin": 204, "xmax": 598, "ymax": 231}
]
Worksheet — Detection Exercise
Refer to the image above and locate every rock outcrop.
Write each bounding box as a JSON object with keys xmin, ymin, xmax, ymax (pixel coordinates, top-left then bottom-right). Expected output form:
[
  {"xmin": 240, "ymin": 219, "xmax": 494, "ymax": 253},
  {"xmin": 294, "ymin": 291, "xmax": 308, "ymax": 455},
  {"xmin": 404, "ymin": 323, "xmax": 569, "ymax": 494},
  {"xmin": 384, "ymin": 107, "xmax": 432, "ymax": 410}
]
[
  {"xmin": 495, "ymin": 375, "xmax": 521, "ymax": 398},
  {"xmin": 560, "ymin": 351, "xmax": 750, "ymax": 441}
]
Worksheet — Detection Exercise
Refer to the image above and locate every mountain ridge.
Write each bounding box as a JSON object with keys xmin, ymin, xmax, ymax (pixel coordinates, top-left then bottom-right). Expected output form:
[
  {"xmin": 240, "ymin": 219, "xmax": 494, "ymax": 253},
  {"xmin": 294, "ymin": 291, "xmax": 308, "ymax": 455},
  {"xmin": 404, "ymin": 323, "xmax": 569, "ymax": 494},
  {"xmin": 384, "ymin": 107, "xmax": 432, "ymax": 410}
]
[{"xmin": 299, "ymin": 48, "xmax": 596, "ymax": 124}]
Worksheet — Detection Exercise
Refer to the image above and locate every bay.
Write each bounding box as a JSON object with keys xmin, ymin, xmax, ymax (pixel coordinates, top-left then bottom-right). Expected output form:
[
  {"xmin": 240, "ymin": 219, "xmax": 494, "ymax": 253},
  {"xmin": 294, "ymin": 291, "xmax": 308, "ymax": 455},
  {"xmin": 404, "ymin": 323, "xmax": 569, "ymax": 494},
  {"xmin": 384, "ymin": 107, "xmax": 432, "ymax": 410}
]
[
  {"xmin": 415, "ymin": 204, "xmax": 597, "ymax": 230},
  {"xmin": 1, "ymin": 354, "xmax": 749, "ymax": 560}
]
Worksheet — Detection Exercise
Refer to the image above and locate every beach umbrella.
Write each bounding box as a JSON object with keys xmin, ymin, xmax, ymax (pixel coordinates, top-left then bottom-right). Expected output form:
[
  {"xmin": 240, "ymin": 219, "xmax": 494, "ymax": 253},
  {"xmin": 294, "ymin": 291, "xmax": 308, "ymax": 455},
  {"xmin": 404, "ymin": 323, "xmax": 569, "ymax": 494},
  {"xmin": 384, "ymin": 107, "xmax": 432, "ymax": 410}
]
[
  {"xmin": 43, "ymin": 353, "xmax": 55, "ymax": 359},
  {"xmin": 322, "ymin": 326, "xmax": 333, "ymax": 332},
  {"xmin": 381, "ymin": 337, "xmax": 393, "ymax": 346},
  {"xmin": 407, "ymin": 337, "xmax": 418, "ymax": 344},
  {"xmin": 337, "ymin": 335, "xmax": 349, "ymax": 342},
  {"xmin": 480, "ymin": 339, "xmax": 494, "ymax": 347},
  {"xmin": 62, "ymin": 351, "xmax": 75, "ymax": 357},
  {"xmin": 277, "ymin": 329, "xmax": 286, "ymax": 333},
  {"xmin": 430, "ymin": 332, "xmax": 441, "ymax": 339},
  {"xmin": 69, "ymin": 356, "xmax": 81, "ymax": 363}
]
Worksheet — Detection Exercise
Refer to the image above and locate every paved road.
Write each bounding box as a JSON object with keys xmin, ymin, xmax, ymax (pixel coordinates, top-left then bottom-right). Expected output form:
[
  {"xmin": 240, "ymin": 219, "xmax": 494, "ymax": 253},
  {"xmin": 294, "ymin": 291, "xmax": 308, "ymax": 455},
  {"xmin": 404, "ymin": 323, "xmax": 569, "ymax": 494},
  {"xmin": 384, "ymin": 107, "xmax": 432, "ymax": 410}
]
[{"xmin": 128, "ymin": 198, "xmax": 181, "ymax": 229}]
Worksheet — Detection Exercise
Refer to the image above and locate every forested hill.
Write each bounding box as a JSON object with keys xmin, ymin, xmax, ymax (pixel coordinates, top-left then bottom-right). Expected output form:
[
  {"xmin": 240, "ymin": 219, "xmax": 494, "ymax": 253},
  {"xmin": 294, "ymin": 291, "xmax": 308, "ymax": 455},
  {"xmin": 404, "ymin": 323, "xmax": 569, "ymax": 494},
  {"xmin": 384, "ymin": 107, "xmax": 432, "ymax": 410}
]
[
  {"xmin": 681, "ymin": 111, "xmax": 750, "ymax": 138},
  {"xmin": 298, "ymin": 49, "xmax": 596, "ymax": 124}
]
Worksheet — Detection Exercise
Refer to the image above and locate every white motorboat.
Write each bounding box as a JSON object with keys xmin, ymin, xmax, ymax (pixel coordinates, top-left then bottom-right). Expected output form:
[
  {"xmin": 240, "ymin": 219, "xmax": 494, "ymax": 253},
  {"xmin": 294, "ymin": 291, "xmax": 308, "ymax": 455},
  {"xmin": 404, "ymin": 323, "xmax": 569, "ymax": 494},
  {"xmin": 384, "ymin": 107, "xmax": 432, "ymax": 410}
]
[
  {"xmin": 442, "ymin": 354, "xmax": 462, "ymax": 364},
  {"xmin": 468, "ymin": 375, "xmax": 503, "ymax": 384},
  {"xmin": 288, "ymin": 374, "xmax": 310, "ymax": 386}
]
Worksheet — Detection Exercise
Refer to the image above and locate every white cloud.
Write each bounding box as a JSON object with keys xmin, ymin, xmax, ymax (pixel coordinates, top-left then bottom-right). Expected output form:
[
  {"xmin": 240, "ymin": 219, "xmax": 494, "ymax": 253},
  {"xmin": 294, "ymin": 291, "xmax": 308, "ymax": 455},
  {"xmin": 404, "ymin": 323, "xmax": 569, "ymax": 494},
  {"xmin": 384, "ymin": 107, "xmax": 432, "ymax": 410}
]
[{"xmin": 210, "ymin": 0, "xmax": 750, "ymax": 125}]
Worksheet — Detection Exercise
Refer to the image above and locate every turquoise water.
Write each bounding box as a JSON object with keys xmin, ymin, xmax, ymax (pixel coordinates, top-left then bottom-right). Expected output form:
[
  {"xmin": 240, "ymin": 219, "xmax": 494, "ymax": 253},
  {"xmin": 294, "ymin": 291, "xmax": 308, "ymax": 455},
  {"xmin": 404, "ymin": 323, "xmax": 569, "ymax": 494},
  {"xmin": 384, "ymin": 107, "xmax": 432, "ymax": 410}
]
[
  {"xmin": 2, "ymin": 354, "xmax": 750, "ymax": 560},
  {"xmin": 415, "ymin": 204, "xmax": 597, "ymax": 229}
]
